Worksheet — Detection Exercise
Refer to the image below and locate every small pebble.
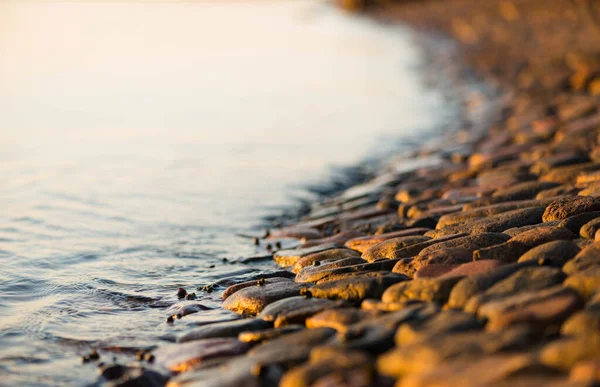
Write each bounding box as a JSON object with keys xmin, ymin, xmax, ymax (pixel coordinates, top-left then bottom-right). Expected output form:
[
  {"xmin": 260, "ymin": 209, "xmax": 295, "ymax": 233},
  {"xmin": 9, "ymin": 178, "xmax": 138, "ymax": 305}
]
[
  {"xmin": 176, "ymin": 287, "xmax": 187, "ymax": 299},
  {"xmin": 275, "ymin": 241, "xmax": 282, "ymax": 249},
  {"xmin": 185, "ymin": 292, "xmax": 197, "ymax": 300},
  {"xmin": 166, "ymin": 315, "xmax": 174, "ymax": 324}
]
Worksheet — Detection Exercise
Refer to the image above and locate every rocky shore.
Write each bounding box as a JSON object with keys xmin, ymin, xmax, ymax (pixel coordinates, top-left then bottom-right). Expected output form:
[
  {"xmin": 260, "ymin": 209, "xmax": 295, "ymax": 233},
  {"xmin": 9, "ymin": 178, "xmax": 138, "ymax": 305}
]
[{"xmin": 96, "ymin": 1, "xmax": 600, "ymax": 386}]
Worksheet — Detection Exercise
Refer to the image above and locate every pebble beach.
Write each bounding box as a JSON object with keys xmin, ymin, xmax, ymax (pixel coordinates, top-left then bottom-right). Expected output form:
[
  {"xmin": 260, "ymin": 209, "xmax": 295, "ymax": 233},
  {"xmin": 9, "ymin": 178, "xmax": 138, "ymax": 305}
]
[{"xmin": 14, "ymin": 0, "xmax": 600, "ymax": 385}]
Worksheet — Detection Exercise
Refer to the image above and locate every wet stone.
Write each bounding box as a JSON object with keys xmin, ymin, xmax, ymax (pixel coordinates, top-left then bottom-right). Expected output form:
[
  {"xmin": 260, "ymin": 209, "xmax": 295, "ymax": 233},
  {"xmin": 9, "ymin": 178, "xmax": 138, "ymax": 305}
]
[
  {"xmin": 97, "ymin": 364, "xmax": 168, "ymax": 387},
  {"xmin": 564, "ymin": 266, "xmax": 600, "ymax": 300},
  {"xmin": 268, "ymin": 226, "xmax": 322, "ymax": 241},
  {"xmin": 154, "ymin": 338, "xmax": 252, "ymax": 372},
  {"xmin": 517, "ymin": 240, "xmax": 581, "ymax": 266},
  {"xmin": 306, "ymin": 273, "xmax": 407, "ymax": 303},
  {"xmin": 361, "ymin": 235, "xmax": 431, "ymax": 262},
  {"xmin": 299, "ymin": 230, "xmax": 365, "ymax": 249},
  {"xmin": 257, "ymin": 296, "xmax": 346, "ymax": 327},
  {"xmin": 274, "ymin": 243, "xmax": 341, "ymax": 267},
  {"xmin": 536, "ymin": 184, "xmax": 579, "ymax": 200},
  {"xmin": 343, "ymin": 228, "xmax": 431, "ymax": 253},
  {"xmin": 221, "ymin": 277, "xmax": 292, "ymax": 300},
  {"xmin": 381, "ymin": 275, "xmax": 464, "ymax": 304},
  {"xmin": 503, "ymin": 220, "xmax": 561, "ymax": 237},
  {"xmin": 305, "ymin": 308, "xmax": 381, "ymax": 333},
  {"xmin": 377, "ymin": 325, "xmax": 538, "ymax": 378},
  {"xmin": 542, "ymin": 196, "xmax": 600, "ymax": 222},
  {"xmin": 478, "ymin": 285, "xmax": 583, "ymax": 331},
  {"xmin": 464, "ymin": 266, "xmax": 566, "ymax": 314},
  {"xmin": 223, "ymin": 280, "xmax": 306, "ymax": 315},
  {"xmin": 249, "ymin": 327, "xmax": 337, "ymax": 357},
  {"xmin": 178, "ymin": 318, "xmax": 272, "ymax": 343},
  {"xmin": 395, "ymin": 310, "xmax": 483, "ymax": 346},
  {"xmin": 292, "ymin": 248, "xmax": 361, "ymax": 273},
  {"xmin": 383, "ymin": 233, "xmax": 470, "ymax": 260},
  {"xmin": 563, "ymin": 242, "xmax": 600, "ymax": 274}
]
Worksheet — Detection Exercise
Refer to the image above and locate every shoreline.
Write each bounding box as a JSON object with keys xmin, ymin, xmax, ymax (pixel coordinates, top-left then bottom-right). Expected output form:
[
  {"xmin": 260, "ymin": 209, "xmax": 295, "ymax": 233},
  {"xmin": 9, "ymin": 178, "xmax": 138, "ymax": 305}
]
[{"xmin": 100, "ymin": 1, "xmax": 600, "ymax": 385}]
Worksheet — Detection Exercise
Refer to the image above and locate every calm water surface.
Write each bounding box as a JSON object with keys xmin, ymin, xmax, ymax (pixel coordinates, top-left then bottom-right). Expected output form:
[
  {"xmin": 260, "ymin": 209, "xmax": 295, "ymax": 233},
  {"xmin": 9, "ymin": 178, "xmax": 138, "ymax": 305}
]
[{"xmin": 0, "ymin": 0, "xmax": 445, "ymax": 384}]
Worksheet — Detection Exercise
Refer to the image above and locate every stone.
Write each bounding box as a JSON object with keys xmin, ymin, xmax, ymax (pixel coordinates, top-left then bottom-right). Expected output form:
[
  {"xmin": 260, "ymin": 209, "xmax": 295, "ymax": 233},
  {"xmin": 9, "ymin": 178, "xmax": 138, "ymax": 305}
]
[
  {"xmin": 377, "ymin": 325, "xmax": 538, "ymax": 378},
  {"xmin": 166, "ymin": 303, "xmax": 211, "ymax": 318},
  {"xmin": 391, "ymin": 257, "xmax": 417, "ymax": 278},
  {"xmin": 238, "ymin": 325, "xmax": 305, "ymax": 343},
  {"xmin": 343, "ymin": 228, "xmax": 431, "ymax": 253},
  {"xmin": 561, "ymin": 309, "xmax": 600, "ymax": 336},
  {"xmin": 539, "ymin": 332, "xmax": 600, "ymax": 370},
  {"xmin": 474, "ymin": 226, "xmax": 576, "ymax": 262},
  {"xmin": 274, "ymin": 243, "xmax": 341, "ymax": 267},
  {"xmin": 570, "ymin": 359, "xmax": 600, "ymax": 383},
  {"xmin": 542, "ymin": 196, "xmax": 600, "ymax": 222},
  {"xmin": 292, "ymin": 249, "xmax": 361, "ymax": 273},
  {"xmin": 430, "ymin": 207, "xmax": 546, "ymax": 237},
  {"xmin": 447, "ymin": 261, "xmax": 541, "ymax": 309},
  {"xmin": 518, "ymin": 240, "xmax": 581, "ymax": 266},
  {"xmin": 360, "ymin": 298, "xmax": 413, "ymax": 312},
  {"xmin": 441, "ymin": 260, "xmax": 505, "ymax": 277},
  {"xmin": 464, "ymin": 267, "xmax": 566, "ymax": 313},
  {"xmin": 154, "ymin": 338, "xmax": 252, "ymax": 372},
  {"xmin": 279, "ymin": 348, "xmax": 373, "ymax": 387},
  {"xmin": 306, "ymin": 273, "xmax": 407, "ymax": 302},
  {"xmin": 268, "ymin": 226, "xmax": 322, "ymax": 240},
  {"xmin": 222, "ymin": 277, "xmax": 292, "ymax": 300},
  {"xmin": 414, "ymin": 264, "xmax": 459, "ymax": 278},
  {"xmin": 361, "ymin": 235, "xmax": 431, "ymax": 261},
  {"xmin": 564, "ymin": 266, "xmax": 600, "ymax": 300},
  {"xmin": 250, "ymin": 327, "xmax": 337, "ymax": 356},
  {"xmin": 97, "ymin": 364, "xmax": 168, "ymax": 387},
  {"xmin": 223, "ymin": 280, "xmax": 306, "ymax": 315},
  {"xmin": 503, "ymin": 221, "xmax": 561, "ymax": 236},
  {"xmin": 178, "ymin": 318, "xmax": 272, "ymax": 343},
  {"xmin": 491, "ymin": 181, "xmax": 561, "ymax": 202},
  {"xmin": 417, "ymin": 232, "xmax": 511, "ymax": 257},
  {"xmin": 536, "ymin": 184, "xmax": 579, "ymax": 200},
  {"xmin": 258, "ymin": 296, "xmax": 345, "ymax": 325},
  {"xmin": 395, "ymin": 310, "xmax": 483, "ymax": 346},
  {"xmin": 381, "ymin": 275, "xmax": 464, "ymax": 304},
  {"xmin": 295, "ymin": 259, "xmax": 401, "ymax": 284},
  {"xmin": 564, "ymin": 243, "xmax": 600, "ymax": 274},
  {"xmin": 306, "ymin": 308, "xmax": 381, "ymax": 333},
  {"xmin": 581, "ymin": 218, "xmax": 600, "ymax": 239},
  {"xmin": 382, "ymin": 233, "xmax": 470, "ymax": 260},
  {"xmin": 558, "ymin": 211, "xmax": 600, "ymax": 234},
  {"xmin": 478, "ymin": 285, "xmax": 583, "ymax": 331},
  {"xmin": 540, "ymin": 162, "xmax": 600, "ymax": 184},
  {"xmin": 299, "ymin": 230, "xmax": 365, "ymax": 249}
]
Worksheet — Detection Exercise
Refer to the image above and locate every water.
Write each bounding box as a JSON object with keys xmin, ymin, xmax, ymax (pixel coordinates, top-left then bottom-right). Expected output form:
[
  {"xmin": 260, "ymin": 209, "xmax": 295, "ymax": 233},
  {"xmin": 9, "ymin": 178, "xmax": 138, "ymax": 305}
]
[{"xmin": 0, "ymin": 0, "xmax": 446, "ymax": 384}]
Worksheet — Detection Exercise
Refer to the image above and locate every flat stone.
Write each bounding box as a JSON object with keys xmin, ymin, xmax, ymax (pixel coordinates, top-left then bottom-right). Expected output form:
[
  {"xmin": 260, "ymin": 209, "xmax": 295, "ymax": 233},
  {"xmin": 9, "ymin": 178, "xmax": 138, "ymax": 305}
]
[
  {"xmin": 344, "ymin": 228, "xmax": 431, "ymax": 253},
  {"xmin": 268, "ymin": 226, "xmax": 322, "ymax": 240},
  {"xmin": 377, "ymin": 325, "xmax": 538, "ymax": 378},
  {"xmin": 474, "ymin": 226, "xmax": 576, "ymax": 262},
  {"xmin": 503, "ymin": 221, "xmax": 562, "ymax": 236},
  {"xmin": 383, "ymin": 233, "xmax": 470, "ymax": 260},
  {"xmin": 274, "ymin": 243, "xmax": 341, "ymax": 267},
  {"xmin": 518, "ymin": 240, "xmax": 581, "ymax": 266},
  {"xmin": 478, "ymin": 285, "xmax": 583, "ymax": 331},
  {"xmin": 305, "ymin": 308, "xmax": 381, "ymax": 333},
  {"xmin": 430, "ymin": 207, "xmax": 546, "ymax": 237},
  {"xmin": 292, "ymin": 249, "xmax": 361, "ymax": 273},
  {"xmin": 381, "ymin": 275, "xmax": 464, "ymax": 304},
  {"xmin": 540, "ymin": 162, "xmax": 600, "ymax": 184},
  {"xmin": 418, "ymin": 232, "xmax": 511, "ymax": 257},
  {"xmin": 446, "ymin": 260, "xmax": 541, "ymax": 309},
  {"xmin": 491, "ymin": 181, "xmax": 561, "ymax": 202},
  {"xmin": 570, "ymin": 359, "xmax": 600, "ymax": 383},
  {"xmin": 536, "ymin": 184, "xmax": 579, "ymax": 200},
  {"xmin": 539, "ymin": 332, "xmax": 600, "ymax": 370},
  {"xmin": 361, "ymin": 235, "xmax": 431, "ymax": 261},
  {"xmin": 583, "ymin": 218, "xmax": 600, "ymax": 239},
  {"xmin": 561, "ymin": 309, "xmax": 600, "ymax": 336},
  {"xmin": 258, "ymin": 296, "xmax": 344, "ymax": 324},
  {"xmin": 238, "ymin": 325, "xmax": 304, "ymax": 343},
  {"xmin": 306, "ymin": 273, "xmax": 407, "ymax": 302},
  {"xmin": 279, "ymin": 348, "xmax": 374, "ymax": 387},
  {"xmin": 166, "ymin": 303, "xmax": 211, "ymax": 317},
  {"xmin": 441, "ymin": 260, "xmax": 505, "ymax": 277},
  {"xmin": 178, "ymin": 318, "xmax": 272, "ymax": 343},
  {"xmin": 395, "ymin": 310, "xmax": 483, "ymax": 346},
  {"xmin": 249, "ymin": 327, "xmax": 337, "ymax": 357},
  {"xmin": 295, "ymin": 259, "xmax": 401, "ymax": 284},
  {"xmin": 542, "ymin": 196, "xmax": 600, "ymax": 222},
  {"xmin": 564, "ymin": 242, "xmax": 600, "ymax": 274},
  {"xmin": 360, "ymin": 298, "xmax": 414, "ymax": 312},
  {"xmin": 464, "ymin": 267, "xmax": 566, "ymax": 313},
  {"xmin": 558, "ymin": 211, "xmax": 600, "ymax": 234},
  {"xmin": 564, "ymin": 266, "xmax": 600, "ymax": 300},
  {"xmin": 222, "ymin": 277, "xmax": 292, "ymax": 300},
  {"xmin": 154, "ymin": 338, "xmax": 252, "ymax": 372},
  {"xmin": 223, "ymin": 280, "xmax": 306, "ymax": 315},
  {"xmin": 299, "ymin": 230, "xmax": 365, "ymax": 249},
  {"xmin": 414, "ymin": 264, "xmax": 459, "ymax": 278}
]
